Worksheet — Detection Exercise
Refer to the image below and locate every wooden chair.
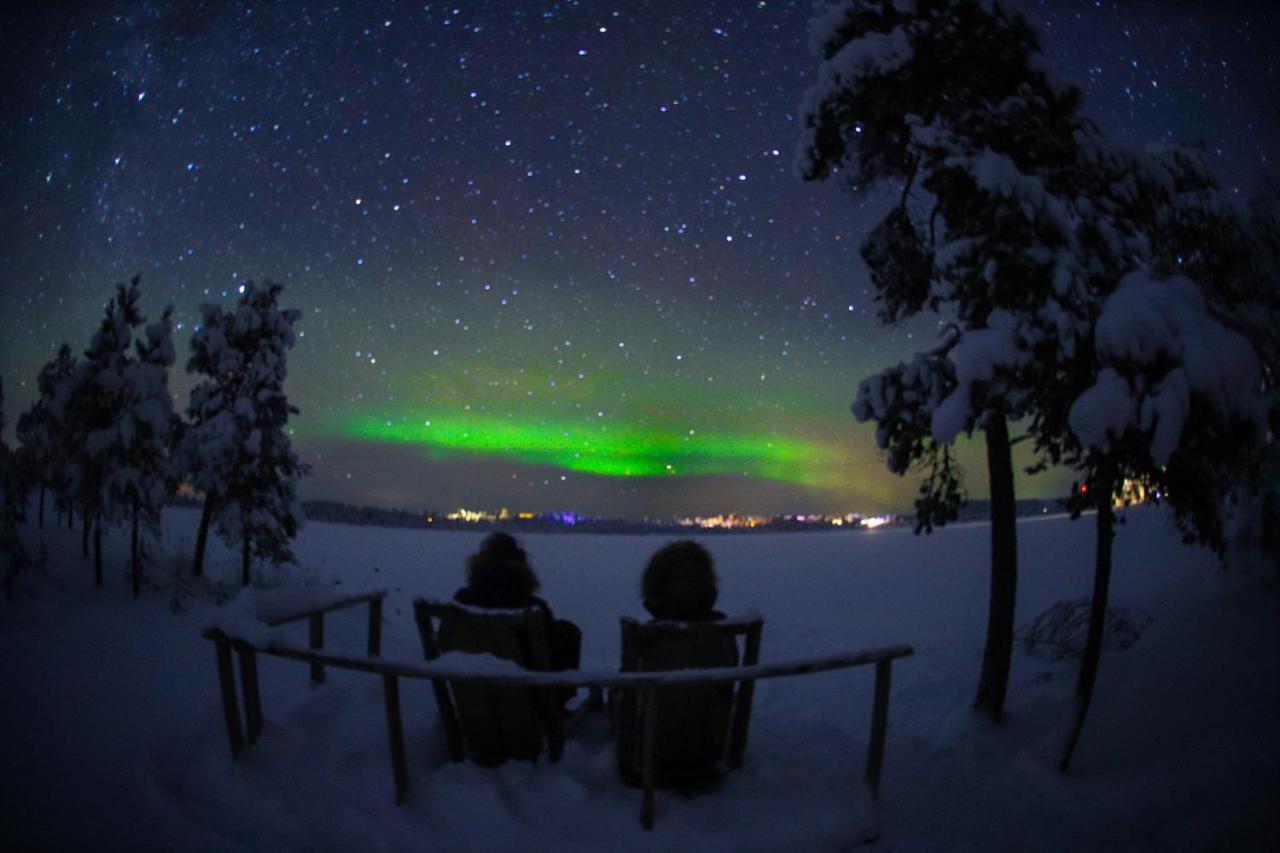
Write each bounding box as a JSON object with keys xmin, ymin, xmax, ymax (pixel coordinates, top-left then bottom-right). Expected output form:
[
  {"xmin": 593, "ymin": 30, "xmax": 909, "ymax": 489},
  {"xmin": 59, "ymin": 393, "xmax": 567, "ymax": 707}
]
[
  {"xmin": 412, "ymin": 598, "xmax": 564, "ymax": 765},
  {"xmin": 615, "ymin": 613, "xmax": 763, "ymax": 788}
]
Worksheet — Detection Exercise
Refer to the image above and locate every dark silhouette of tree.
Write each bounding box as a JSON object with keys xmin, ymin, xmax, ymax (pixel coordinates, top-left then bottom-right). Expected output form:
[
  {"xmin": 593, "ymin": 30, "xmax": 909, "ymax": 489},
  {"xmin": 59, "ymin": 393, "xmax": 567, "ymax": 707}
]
[{"xmin": 1, "ymin": 379, "xmax": 30, "ymax": 589}]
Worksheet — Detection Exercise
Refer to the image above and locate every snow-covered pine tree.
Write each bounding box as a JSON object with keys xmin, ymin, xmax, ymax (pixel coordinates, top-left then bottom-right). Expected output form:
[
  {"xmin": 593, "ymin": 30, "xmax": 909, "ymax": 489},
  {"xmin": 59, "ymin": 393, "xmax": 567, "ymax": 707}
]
[
  {"xmin": 183, "ymin": 281, "xmax": 306, "ymax": 586},
  {"xmin": 797, "ymin": 0, "xmax": 1096, "ymax": 721},
  {"xmin": 1152, "ymin": 173, "xmax": 1280, "ymax": 572},
  {"xmin": 1052, "ymin": 147, "xmax": 1269, "ymax": 770},
  {"xmin": 60, "ymin": 280, "xmax": 151, "ymax": 585},
  {"xmin": 17, "ymin": 344, "xmax": 76, "ymax": 528},
  {"xmin": 99, "ymin": 302, "xmax": 177, "ymax": 598},
  {"xmin": 852, "ymin": 348, "xmax": 963, "ymax": 531},
  {"xmin": 59, "ymin": 278, "xmax": 176, "ymax": 592}
]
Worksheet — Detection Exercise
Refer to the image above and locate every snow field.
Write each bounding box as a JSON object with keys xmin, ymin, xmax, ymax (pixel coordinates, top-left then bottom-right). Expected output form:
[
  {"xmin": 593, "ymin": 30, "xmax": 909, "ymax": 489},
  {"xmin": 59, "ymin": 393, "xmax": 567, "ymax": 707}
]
[{"xmin": 2, "ymin": 506, "xmax": 1277, "ymax": 850}]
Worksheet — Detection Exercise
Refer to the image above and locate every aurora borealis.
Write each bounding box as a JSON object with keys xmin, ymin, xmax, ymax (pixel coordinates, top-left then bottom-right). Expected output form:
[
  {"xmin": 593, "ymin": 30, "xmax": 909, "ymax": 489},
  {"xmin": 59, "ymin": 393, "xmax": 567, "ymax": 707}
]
[
  {"xmin": 344, "ymin": 414, "xmax": 829, "ymax": 482},
  {"xmin": 2, "ymin": 2, "xmax": 1276, "ymax": 517}
]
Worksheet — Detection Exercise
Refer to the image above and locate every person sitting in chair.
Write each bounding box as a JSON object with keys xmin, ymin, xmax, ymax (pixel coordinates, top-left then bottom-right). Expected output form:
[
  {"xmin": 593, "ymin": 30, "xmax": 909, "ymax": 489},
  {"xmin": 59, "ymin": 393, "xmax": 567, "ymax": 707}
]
[
  {"xmin": 617, "ymin": 540, "xmax": 740, "ymax": 788},
  {"xmin": 456, "ymin": 533, "xmax": 581, "ymax": 677},
  {"xmin": 452, "ymin": 531, "xmax": 582, "ymax": 675}
]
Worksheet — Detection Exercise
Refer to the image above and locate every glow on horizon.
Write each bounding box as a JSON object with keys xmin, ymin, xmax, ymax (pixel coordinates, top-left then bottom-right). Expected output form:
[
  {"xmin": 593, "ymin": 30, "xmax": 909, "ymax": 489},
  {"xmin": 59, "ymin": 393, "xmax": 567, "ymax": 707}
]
[{"xmin": 342, "ymin": 413, "xmax": 844, "ymax": 487}]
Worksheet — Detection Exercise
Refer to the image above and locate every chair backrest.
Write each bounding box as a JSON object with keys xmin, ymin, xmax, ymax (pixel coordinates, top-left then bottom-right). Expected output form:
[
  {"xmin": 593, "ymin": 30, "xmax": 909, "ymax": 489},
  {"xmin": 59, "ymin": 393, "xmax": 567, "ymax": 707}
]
[
  {"xmin": 616, "ymin": 613, "xmax": 764, "ymax": 786},
  {"xmin": 412, "ymin": 598, "xmax": 563, "ymax": 765}
]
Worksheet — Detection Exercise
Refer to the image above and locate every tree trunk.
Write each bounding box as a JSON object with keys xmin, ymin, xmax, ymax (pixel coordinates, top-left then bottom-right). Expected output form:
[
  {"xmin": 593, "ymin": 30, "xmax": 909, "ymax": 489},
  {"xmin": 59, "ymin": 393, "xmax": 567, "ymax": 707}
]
[
  {"xmin": 975, "ymin": 413, "xmax": 1018, "ymax": 722},
  {"xmin": 193, "ymin": 494, "xmax": 214, "ymax": 578},
  {"xmin": 82, "ymin": 506, "xmax": 89, "ymax": 557},
  {"xmin": 37, "ymin": 483, "xmax": 45, "ymax": 528},
  {"xmin": 131, "ymin": 497, "xmax": 140, "ymax": 599},
  {"xmin": 93, "ymin": 516, "xmax": 103, "ymax": 587},
  {"xmin": 1060, "ymin": 462, "xmax": 1116, "ymax": 772},
  {"xmin": 241, "ymin": 536, "xmax": 251, "ymax": 587}
]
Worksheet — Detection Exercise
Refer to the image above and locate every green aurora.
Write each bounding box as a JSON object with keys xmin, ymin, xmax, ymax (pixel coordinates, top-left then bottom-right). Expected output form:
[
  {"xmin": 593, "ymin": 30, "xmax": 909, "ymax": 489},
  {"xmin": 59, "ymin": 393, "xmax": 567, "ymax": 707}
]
[{"xmin": 342, "ymin": 413, "xmax": 846, "ymax": 488}]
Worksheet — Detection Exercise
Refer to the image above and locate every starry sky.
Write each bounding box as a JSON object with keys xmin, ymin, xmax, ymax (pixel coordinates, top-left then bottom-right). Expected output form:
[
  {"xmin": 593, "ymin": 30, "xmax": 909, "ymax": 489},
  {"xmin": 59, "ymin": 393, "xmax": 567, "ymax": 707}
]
[{"xmin": 1, "ymin": 1, "xmax": 1276, "ymax": 518}]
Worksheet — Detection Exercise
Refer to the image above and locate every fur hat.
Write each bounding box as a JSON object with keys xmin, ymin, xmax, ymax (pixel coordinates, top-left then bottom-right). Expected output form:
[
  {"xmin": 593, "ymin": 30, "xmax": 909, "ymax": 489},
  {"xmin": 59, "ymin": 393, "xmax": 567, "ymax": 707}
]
[
  {"xmin": 465, "ymin": 532, "xmax": 539, "ymax": 606},
  {"xmin": 641, "ymin": 540, "xmax": 718, "ymax": 621}
]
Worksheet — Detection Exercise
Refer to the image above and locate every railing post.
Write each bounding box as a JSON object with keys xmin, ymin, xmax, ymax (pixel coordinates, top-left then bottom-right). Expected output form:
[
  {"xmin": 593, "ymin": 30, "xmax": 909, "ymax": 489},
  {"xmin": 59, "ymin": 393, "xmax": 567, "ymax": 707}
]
[
  {"xmin": 367, "ymin": 596, "xmax": 383, "ymax": 657},
  {"xmin": 214, "ymin": 636, "xmax": 245, "ymax": 758},
  {"xmin": 865, "ymin": 659, "xmax": 892, "ymax": 802},
  {"xmin": 728, "ymin": 620, "xmax": 763, "ymax": 769},
  {"xmin": 383, "ymin": 673, "xmax": 410, "ymax": 804},
  {"xmin": 309, "ymin": 613, "xmax": 325, "ymax": 684},
  {"xmin": 238, "ymin": 645, "xmax": 264, "ymax": 744},
  {"xmin": 640, "ymin": 685, "xmax": 659, "ymax": 830}
]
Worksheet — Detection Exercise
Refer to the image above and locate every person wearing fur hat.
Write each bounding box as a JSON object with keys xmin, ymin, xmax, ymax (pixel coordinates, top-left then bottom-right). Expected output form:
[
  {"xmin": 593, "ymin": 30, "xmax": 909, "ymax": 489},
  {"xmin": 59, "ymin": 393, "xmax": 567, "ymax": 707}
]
[
  {"xmin": 452, "ymin": 531, "xmax": 582, "ymax": 676},
  {"xmin": 439, "ymin": 532, "xmax": 582, "ymax": 767},
  {"xmin": 617, "ymin": 540, "xmax": 740, "ymax": 788}
]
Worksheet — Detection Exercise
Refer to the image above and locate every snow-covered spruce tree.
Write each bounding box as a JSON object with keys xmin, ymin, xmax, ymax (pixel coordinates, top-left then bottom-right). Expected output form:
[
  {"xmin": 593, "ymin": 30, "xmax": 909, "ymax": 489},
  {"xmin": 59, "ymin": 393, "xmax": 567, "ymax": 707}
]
[
  {"xmin": 183, "ymin": 281, "xmax": 306, "ymax": 586},
  {"xmin": 59, "ymin": 278, "xmax": 176, "ymax": 592},
  {"xmin": 798, "ymin": 0, "xmax": 1096, "ymax": 721},
  {"xmin": 16, "ymin": 344, "xmax": 77, "ymax": 528},
  {"xmin": 101, "ymin": 303, "xmax": 177, "ymax": 598},
  {"xmin": 60, "ymin": 281, "xmax": 146, "ymax": 585}
]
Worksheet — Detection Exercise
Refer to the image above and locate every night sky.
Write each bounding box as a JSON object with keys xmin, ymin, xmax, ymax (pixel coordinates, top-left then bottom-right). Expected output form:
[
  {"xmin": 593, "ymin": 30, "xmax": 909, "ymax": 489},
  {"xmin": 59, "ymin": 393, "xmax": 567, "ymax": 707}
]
[{"xmin": 2, "ymin": 1, "xmax": 1276, "ymax": 518}]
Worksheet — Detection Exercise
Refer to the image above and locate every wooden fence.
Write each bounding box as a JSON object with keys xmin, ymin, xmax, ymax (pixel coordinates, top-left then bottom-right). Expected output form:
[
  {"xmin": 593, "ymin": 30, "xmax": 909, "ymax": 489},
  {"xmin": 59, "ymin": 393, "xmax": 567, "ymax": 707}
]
[{"xmin": 203, "ymin": 591, "xmax": 913, "ymax": 830}]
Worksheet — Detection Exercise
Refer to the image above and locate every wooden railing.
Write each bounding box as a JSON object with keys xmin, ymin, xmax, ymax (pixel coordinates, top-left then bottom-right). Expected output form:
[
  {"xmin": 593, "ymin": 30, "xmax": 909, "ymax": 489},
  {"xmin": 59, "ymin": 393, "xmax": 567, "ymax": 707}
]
[{"xmin": 203, "ymin": 594, "xmax": 913, "ymax": 830}]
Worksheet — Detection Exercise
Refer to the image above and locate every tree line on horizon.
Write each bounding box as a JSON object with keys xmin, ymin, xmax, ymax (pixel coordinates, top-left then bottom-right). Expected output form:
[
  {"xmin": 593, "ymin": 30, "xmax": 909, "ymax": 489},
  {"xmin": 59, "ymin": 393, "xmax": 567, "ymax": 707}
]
[
  {"xmin": 797, "ymin": 0, "xmax": 1280, "ymax": 770},
  {"xmin": 0, "ymin": 279, "xmax": 307, "ymax": 594}
]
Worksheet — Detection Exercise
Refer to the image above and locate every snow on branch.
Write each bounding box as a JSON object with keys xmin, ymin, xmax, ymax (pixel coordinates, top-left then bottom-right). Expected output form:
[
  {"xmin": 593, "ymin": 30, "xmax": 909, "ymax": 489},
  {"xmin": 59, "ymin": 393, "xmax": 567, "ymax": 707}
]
[{"xmin": 1069, "ymin": 272, "xmax": 1264, "ymax": 465}]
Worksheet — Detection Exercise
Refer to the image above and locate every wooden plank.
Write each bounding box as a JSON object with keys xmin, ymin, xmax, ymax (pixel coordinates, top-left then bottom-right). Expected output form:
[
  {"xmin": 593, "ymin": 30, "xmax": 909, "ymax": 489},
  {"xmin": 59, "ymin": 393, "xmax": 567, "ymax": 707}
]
[
  {"xmin": 215, "ymin": 639, "xmax": 245, "ymax": 758},
  {"xmin": 204, "ymin": 630, "xmax": 913, "ymax": 690},
  {"xmin": 624, "ymin": 612, "xmax": 764, "ymax": 639},
  {"xmin": 262, "ymin": 589, "xmax": 388, "ymax": 627},
  {"xmin": 367, "ymin": 597, "xmax": 383, "ymax": 657},
  {"xmin": 418, "ymin": 599, "xmax": 532, "ymax": 629},
  {"xmin": 639, "ymin": 686, "xmax": 659, "ymax": 830},
  {"xmin": 383, "ymin": 673, "xmax": 410, "ymax": 804},
  {"xmin": 865, "ymin": 659, "xmax": 892, "ymax": 801},
  {"xmin": 525, "ymin": 607, "xmax": 564, "ymax": 762},
  {"xmin": 309, "ymin": 613, "xmax": 325, "ymax": 684},
  {"xmin": 238, "ymin": 647, "xmax": 264, "ymax": 745},
  {"xmin": 728, "ymin": 619, "xmax": 764, "ymax": 769},
  {"xmin": 411, "ymin": 600, "xmax": 465, "ymax": 762},
  {"xmin": 203, "ymin": 624, "xmax": 913, "ymax": 828}
]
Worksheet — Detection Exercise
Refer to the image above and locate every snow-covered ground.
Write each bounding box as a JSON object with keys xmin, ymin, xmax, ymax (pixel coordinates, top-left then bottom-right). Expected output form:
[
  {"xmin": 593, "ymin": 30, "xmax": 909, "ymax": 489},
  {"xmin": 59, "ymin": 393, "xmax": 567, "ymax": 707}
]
[{"xmin": 2, "ymin": 506, "xmax": 1277, "ymax": 851}]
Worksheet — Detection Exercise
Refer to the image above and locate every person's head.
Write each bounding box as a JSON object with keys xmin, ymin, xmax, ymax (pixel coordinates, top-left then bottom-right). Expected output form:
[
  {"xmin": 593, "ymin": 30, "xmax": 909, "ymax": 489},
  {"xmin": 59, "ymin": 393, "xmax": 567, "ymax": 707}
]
[
  {"xmin": 465, "ymin": 532, "xmax": 539, "ymax": 606},
  {"xmin": 478, "ymin": 531, "xmax": 525, "ymax": 563},
  {"xmin": 641, "ymin": 540, "xmax": 718, "ymax": 621}
]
